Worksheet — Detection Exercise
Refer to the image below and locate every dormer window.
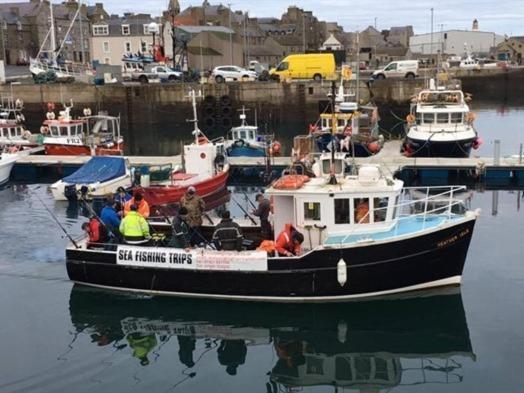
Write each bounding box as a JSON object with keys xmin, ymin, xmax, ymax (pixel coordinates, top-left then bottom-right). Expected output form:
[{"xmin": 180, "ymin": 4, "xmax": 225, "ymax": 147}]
[
  {"xmin": 122, "ymin": 24, "xmax": 130, "ymax": 35},
  {"xmin": 93, "ymin": 25, "xmax": 108, "ymax": 36}
]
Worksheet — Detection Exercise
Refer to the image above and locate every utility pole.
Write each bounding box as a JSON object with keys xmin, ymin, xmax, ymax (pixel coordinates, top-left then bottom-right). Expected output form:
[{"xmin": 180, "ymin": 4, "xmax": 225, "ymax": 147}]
[
  {"xmin": 228, "ymin": 3, "xmax": 233, "ymax": 64},
  {"xmin": 302, "ymin": 14, "xmax": 306, "ymax": 52}
]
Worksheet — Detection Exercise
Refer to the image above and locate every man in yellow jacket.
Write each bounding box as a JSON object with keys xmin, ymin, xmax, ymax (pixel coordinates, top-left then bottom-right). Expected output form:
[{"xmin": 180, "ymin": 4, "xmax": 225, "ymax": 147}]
[{"xmin": 119, "ymin": 204, "xmax": 150, "ymax": 244}]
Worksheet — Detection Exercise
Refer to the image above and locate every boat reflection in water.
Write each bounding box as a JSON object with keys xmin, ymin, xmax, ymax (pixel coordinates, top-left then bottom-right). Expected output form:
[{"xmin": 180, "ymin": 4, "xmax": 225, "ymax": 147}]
[{"xmin": 68, "ymin": 285, "xmax": 475, "ymax": 390}]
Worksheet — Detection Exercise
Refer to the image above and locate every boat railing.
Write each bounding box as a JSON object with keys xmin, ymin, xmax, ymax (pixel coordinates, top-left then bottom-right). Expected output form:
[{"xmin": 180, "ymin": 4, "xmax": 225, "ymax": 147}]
[
  {"xmin": 30, "ymin": 58, "xmax": 94, "ymax": 83},
  {"xmin": 335, "ymin": 185, "xmax": 468, "ymax": 246}
]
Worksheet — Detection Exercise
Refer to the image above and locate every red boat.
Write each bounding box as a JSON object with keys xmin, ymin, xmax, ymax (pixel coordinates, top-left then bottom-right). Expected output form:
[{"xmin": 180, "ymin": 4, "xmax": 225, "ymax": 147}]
[
  {"xmin": 135, "ymin": 89, "xmax": 229, "ymax": 208},
  {"xmin": 42, "ymin": 102, "xmax": 124, "ymax": 156}
]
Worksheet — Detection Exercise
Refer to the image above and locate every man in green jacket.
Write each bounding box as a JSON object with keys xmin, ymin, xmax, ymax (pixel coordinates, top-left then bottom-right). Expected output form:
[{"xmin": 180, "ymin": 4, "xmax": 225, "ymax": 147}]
[{"xmin": 119, "ymin": 204, "xmax": 150, "ymax": 244}]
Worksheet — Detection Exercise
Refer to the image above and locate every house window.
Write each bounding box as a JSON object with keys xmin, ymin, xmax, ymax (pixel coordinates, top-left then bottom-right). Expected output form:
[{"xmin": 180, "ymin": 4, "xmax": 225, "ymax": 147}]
[
  {"xmin": 122, "ymin": 24, "xmax": 130, "ymax": 35},
  {"xmin": 334, "ymin": 199, "xmax": 350, "ymax": 224},
  {"xmin": 141, "ymin": 42, "xmax": 147, "ymax": 52},
  {"xmin": 143, "ymin": 24, "xmax": 150, "ymax": 35},
  {"xmin": 93, "ymin": 25, "xmax": 108, "ymax": 36},
  {"xmin": 124, "ymin": 42, "xmax": 131, "ymax": 53},
  {"xmin": 104, "ymin": 57, "xmax": 110, "ymax": 64},
  {"xmin": 102, "ymin": 41, "xmax": 110, "ymax": 53},
  {"xmin": 304, "ymin": 202, "xmax": 321, "ymax": 221}
]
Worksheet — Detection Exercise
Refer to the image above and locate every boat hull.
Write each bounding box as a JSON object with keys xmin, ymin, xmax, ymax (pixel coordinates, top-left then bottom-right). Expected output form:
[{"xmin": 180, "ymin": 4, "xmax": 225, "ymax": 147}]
[
  {"xmin": 66, "ymin": 217, "xmax": 476, "ymax": 302},
  {"xmin": 227, "ymin": 145, "xmax": 266, "ymax": 157},
  {"xmin": 44, "ymin": 142, "xmax": 124, "ymax": 156},
  {"xmin": 402, "ymin": 137, "xmax": 476, "ymax": 158},
  {"xmin": 0, "ymin": 155, "xmax": 17, "ymax": 185},
  {"xmin": 137, "ymin": 168, "xmax": 229, "ymax": 207}
]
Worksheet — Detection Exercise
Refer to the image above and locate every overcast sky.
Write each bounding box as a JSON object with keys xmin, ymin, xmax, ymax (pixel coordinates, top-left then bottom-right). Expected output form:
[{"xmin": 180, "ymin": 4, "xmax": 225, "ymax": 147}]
[{"xmin": 13, "ymin": 0, "xmax": 524, "ymax": 35}]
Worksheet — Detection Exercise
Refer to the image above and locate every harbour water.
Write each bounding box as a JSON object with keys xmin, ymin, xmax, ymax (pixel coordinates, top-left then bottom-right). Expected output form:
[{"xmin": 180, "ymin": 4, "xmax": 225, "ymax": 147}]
[{"xmin": 0, "ymin": 106, "xmax": 523, "ymax": 393}]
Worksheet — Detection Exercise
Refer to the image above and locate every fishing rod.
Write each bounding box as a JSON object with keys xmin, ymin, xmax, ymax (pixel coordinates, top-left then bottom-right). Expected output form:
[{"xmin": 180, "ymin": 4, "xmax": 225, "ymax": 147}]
[
  {"xmin": 79, "ymin": 196, "xmax": 116, "ymax": 239},
  {"xmin": 243, "ymin": 192, "xmax": 257, "ymax": 210},
  {"xmin": 32, "ymin": 188, "xmax": 80, "ymax": 249},
  {"xmin": 231, "ymin": 196, "xmax": 257, "ymax": 226}
]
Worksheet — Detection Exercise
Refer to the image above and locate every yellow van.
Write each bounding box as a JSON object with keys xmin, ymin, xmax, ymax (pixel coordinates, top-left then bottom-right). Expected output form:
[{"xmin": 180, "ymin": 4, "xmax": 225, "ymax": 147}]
[{"xmin": 270, "ymin": 53, "xmax": 336, "ymax": 81}]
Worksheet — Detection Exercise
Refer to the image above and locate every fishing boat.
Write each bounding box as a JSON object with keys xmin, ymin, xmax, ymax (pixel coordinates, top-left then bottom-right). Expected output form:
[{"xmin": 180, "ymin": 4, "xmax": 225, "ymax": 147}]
[
  {"xmin": 68, "ymin": 285, "xmax": 473, "ymax": 390},
  {"xmin": 306, "ymin": 81, "xmax": 384, "ymax": 157},
  {"xmin": 401, "ymin": 82, "xmax": 482, "ymax": 157},
  {"xmin": 29, "ymin": 1, "xmax": 94, "ymax": 83},
  {"xmin": 135, "ymin": 90, "xmax": 229, "ymax": 208},
  {"xmin": 42, "ymin": 101, "xmax": 124, "ymax": 156},
  {"xmin": 65, "ymin": 145, "xmax": 479, "ymax": 301},
  {"xmin": 224, "ymin": 107, "xmax": 281, "ymax": 157},
  {"xmin": 50, "ymin": 156, "xmax": 131, "ymax": 201},
  {"xmin": 0, "ymin": 152, "xmax": 18, "ymax": 186},
  {"xmin": 0, "ymin": 95, "xmax": 40, "ymax": 149}
]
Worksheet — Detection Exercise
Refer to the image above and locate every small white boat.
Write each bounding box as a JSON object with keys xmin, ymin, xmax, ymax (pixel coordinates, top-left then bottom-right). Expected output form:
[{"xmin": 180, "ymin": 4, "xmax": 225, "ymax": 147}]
[
  {"xmin": 0, "ymin": 153, "xmax": 18, "ymax": 186},
  {"xmin": 50, "ymin": 156, "xmax": 131, "ymax": 201}
]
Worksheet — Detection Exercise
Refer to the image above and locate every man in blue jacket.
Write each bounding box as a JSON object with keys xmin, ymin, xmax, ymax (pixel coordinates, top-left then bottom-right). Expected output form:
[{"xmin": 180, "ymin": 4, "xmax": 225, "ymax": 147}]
[{"xmin": 100, "ymin": 197, "xmax": 121, "ymax": 241}]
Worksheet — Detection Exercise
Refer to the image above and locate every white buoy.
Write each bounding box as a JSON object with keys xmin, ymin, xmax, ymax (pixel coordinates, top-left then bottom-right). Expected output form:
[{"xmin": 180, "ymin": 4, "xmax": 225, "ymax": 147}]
[
  {"xmin": 337, "ymin": 320, "xmax": 348, "ymax": 343},
  {"xmin": 337, "ymin": 258, "xmax": 347, "ymax": 286}
]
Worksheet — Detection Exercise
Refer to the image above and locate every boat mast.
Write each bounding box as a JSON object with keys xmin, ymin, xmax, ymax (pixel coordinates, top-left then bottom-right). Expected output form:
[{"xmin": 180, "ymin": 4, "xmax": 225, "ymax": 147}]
[
  {"xmin": 188, "ymin": 89, "xmax": 201, "ymax": 144},
  {"xmin": 49, "ymin": 1, "xmax": 57, "ymax": 64},
  {"xmin": 356, "ymin": 31, "xmax": 360, "ymax": 105},
  {"xmin": 329, "ymin": 81, "xmax": 337, "ymax": 185}
]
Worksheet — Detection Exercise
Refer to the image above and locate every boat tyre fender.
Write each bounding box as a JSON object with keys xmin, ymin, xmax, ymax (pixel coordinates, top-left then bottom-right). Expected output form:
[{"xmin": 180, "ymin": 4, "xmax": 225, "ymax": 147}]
[
  {"xmin": 233, "ymin": 139, "xmax": 245, "ymax": 149},
  {"xmin": 214, "ymin": 153, "xmax": 226, "ymax": 171}
]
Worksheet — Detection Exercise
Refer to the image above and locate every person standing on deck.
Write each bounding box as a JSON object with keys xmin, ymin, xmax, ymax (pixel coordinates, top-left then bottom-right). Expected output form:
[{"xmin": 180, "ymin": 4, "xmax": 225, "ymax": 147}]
[
  {"xmin": 124, "ymin": 193, "xmax": 150, "ymax": 218},
  {"xmin": 180, "ymin": 186, "xmax": 205, "ymax": 246},
  {"xmin": 115, "ymin": 187, "xmax": 131, "ymax": 216},
  {"xmin": 119, "ymin": 204, "xmax": 150, "ymax": 244},
  {"xmin": 169, "ymin": 207, "xmax": 191, "ymax": 248},
  {"xmin": 100, "ymin": 197, "xmax": 121, "ymax": 240},
  {"xmin": 252, "ymin": 193, "xmax": 272, "ymax": 240}
]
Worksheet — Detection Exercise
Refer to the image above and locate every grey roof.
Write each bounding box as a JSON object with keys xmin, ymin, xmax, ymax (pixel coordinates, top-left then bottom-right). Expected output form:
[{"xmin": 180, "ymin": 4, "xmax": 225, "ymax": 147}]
[
  {"xmin": 177, "ymin": 25, "xmax": 233, "ymax": 34},
  {"xmin": 94, "ymin": 13, "xmax": 160, "ymax": 36}
]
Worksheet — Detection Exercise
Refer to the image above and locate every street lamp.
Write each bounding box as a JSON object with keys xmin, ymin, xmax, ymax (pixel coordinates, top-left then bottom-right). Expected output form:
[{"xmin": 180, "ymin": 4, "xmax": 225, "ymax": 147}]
[{"xmin": 148, "ymin": 22, "xmax": 160, "ymax": 47}]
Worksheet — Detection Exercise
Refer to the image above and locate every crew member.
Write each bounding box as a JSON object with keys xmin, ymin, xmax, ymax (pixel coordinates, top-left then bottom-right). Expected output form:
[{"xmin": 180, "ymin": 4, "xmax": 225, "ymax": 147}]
[
  {"xmin": 82, "ymin": 216, "xmax": 108, "ymax": 248},
  {"xmin": 355, "ymin": 198, "xmax": 370, "ymax": 223},
  {"xmin": 119, "ymin": 204, "xmax": 150, "ymax": 244},
  {"xmin": 100, "ymin": 197, "xmax": 121, "ymax": 239},
  {"xmin": 115, "ymin": 187, "xmax": 131, "ymax": 215},
  {"xmin": 169, "ymin": 207, "xmax": 190, "ymax": 248},
  {"xmin": 275, "ymin": 224, "xmax": 304, "ymax": 257},
  {"xmin": 212, "ymin": 210, "xmax": 244, "ymax": 251},
  {"xmin": 180, "ymin": 186, "xmax": 205, "ymax": 246},
  {"xmin": 251, "ymin": 193, "xmax": 272, "ymax": 240},
  {"xmin": 124, "ymin": 192, "xmax": 150, "ymax": 218}
]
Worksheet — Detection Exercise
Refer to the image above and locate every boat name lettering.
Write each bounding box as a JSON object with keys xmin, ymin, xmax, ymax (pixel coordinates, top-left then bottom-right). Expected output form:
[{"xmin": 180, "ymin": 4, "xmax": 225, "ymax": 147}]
[
  {"xmin": 437, "ymin": 228, "xmax": 470, "ymax": 248},
  {"xmin": 117, "ymin": 246, "xmax": 194, "ymax": 268},
  {"xmin": 66, "ymin": 138, "xmax": 82, "ymax": 144}
]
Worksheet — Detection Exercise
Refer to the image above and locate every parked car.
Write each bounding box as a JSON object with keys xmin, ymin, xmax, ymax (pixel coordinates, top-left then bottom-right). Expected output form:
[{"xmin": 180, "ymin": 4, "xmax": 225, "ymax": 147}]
[
  {"xmin": 149, "ymin": 65, "xmax": 183, "ymax": 81},
  {"xmin": 269, "ymin": 53, "xmax": 336, "ymax": 81},
  {"xmin": 372, "ymin": 60, "xmax": 419, "ymax": 80},
  {"xmin": 212, "ymin": 66, "xmax": 258, "ymax": 83}
]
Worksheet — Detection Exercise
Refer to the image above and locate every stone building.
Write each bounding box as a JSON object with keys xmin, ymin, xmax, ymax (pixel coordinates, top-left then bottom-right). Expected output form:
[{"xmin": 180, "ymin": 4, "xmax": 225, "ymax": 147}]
[
  {"xmin": 90, "ymin": 13, "xmax": 161, "ymax": 65},
  {"xmin": 496, "ymin": 37, "xmax": 524, "ymax": 64},
  {"xmin": 0, "ymin": 0, "xmax": 91, "ymax": 65}
]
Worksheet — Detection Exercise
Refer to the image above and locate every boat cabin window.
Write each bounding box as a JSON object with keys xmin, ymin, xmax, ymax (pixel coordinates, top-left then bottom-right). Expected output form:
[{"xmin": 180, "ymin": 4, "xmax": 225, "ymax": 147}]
[
  {"xmin": 334, "ymin": 199, "xmax": 350, "ymax": 224},
  {"xmin": 450, "ymin": 112, "xmax": 463, "ymax": 123},
  {"xmin": 60, "ymin": 126, "xmax": 69, "ymax": 136},
  {"xmin": 276, "ymin": 61, "xmax": 289, "ymax": 71},
  {"xmin": 0, "ymin": 128, "xmax": 5, "ymax": 138},
  {"xmin": 392, "ymin": 195, "xmax": 400, "ymax": 219},
  {"xmin": 15, "ymin": 127, "xmax": 22, "ymax": 137},
  {"xmin": 374, "ymin": 197, "xmax": 388, "ymax": 222},
  {"xmin": 239, "ymin": 130, "xmax": 247, "ymax": 139},
  {"xmin": 338, "ymin": 119, "xmax": 345, "ymax": 127},
  {"xmin": 248, "ymin": 130, "xmax": 255, "ymax": 139},
  {"xmin": 304, "ymin": 202, "xmax": 321, "ymax": 221},
  {"xmin": 50, "ymin": 126, "xmax": 60, "ymax": 136},
  {"xmin": 422, "ymin": 113, "xmax": 435, "ymax": 124},
  {"xmin": 354, "ymin": 198, "xmax": 370, "ymax": 224},
  {"xmin": 437, "ymin": 113, "xmax": 449, "ymax": 124}
]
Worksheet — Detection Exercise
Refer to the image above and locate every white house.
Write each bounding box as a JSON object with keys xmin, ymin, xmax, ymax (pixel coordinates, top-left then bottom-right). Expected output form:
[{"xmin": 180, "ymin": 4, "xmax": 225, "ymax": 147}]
[{"xmin": 320, "ymin": 33, "xmax": 343, "ymax": 51}]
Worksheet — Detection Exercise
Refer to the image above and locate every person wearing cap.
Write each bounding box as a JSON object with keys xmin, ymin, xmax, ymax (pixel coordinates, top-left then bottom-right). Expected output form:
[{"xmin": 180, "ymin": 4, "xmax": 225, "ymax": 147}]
[
  {"xmin": 180, "ymin": 186, "xmax": 205, "ymax": 245},
  {"xmin": 124, "ymin": 192, "xmax": 150, "ymax": 218},
  {"xmin": 252, "ymin": 193, "xmax": 272, "ymax": 240},
  {"xmin": 119, "ymin": 204, "xmax": 150, "ymax": 244},
  {"xmin": 114, "ymin": 187, "xmax": 131, "ymax": 215},
  {"xmin": 212, "ymin": 210, "xmax": 244, "ymax": 251},
  {"xmin": 169, "ymin": 207, "xmax": 190, "ymax": 248}
]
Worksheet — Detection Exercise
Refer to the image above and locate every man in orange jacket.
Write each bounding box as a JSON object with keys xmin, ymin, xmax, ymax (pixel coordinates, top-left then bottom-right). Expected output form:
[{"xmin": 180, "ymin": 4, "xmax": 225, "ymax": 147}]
[
  {"xmin": 124, "ymin": 193, "xmax": 150, "ymax": 219},
  {"xmin": 275, "ymin": 224, "xmax": 304, "ymax": 257}
]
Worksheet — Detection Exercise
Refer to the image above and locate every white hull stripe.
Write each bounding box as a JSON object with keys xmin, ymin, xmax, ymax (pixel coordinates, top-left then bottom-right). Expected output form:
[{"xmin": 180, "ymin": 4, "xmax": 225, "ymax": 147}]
[{"xmin": 72, "ymin": 276, "xmax": 462, "ymax": 303}]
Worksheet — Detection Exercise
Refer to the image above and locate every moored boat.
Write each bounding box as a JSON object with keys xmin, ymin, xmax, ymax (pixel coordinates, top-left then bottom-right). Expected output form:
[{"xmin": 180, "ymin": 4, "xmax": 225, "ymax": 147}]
[
  {"xmin": 50, "ymin": 156, "xmax": 132, "ymax": 201},
  {"xmin": 0, "ymin": 152, "xmax": 18, "ymax": 186},
  {"xmin": 65, "ymin": 149, "xmax": 479, "ymax": 302},
  {"xmin": 225, "ymin": 107, "xmax": 281, "ymax": 157},
  {"xmin": 0, "ymin": 95, "xmax": 40, "ymax": 150},
  {"xmin": 402, "ymin": 83, "xmax": 482, "ymax": 157},
  {"xmin": 42, "ymin": 102, "xmax": 124, "ymax": 156}
]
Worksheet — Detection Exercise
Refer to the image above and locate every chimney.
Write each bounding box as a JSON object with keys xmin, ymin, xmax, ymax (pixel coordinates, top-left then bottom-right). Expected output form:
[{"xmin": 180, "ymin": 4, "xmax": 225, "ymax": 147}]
[{"xmin": 472, "ymin": 19, "xmax": 478, "ymax": 31}]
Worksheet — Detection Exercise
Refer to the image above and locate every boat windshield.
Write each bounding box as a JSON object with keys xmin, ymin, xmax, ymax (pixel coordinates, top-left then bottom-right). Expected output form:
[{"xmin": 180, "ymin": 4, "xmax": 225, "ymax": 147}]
[
  {"xmin": 422, "ymin": 113, "xmax": 435, "ymax": 124},
  {"xmin": 451, "ymin": 113, "xmax": 463, "ymax": 123},
  {"xmin": 437, "ymin": 113, "xmax": 449, "ymax": 124}
]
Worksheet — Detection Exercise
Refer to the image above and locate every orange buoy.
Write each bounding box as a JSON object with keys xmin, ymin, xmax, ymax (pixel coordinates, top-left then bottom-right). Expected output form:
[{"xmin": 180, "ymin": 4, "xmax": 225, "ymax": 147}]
[{"xmin": 367, "ymin": 141, "xmax": 380, "ymax": 154}]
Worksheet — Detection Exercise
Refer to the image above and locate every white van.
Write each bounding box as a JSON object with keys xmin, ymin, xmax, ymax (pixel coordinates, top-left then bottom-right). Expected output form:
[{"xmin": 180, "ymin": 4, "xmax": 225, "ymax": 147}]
[{"xmin": 372, "ymin": 60, "xmax": 419, "ymax": 79}]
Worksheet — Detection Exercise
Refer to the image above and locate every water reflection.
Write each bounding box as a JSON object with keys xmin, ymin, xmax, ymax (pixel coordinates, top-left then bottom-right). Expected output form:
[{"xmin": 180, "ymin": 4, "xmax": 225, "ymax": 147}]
[{"xmin": 68, "ymin": 286, "xmax": 474, "ymax": 391}]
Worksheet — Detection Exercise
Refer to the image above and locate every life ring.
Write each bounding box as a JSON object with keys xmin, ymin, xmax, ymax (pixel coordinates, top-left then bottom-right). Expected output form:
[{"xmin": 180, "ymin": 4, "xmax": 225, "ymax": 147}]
[
  {"xmin": 272, "ymin": 174, "xmax": 310, "ymax": 190},
  {"xmin": 47, "ymin": 102, "xmax": 55, "ymax": 111},
  {"xmin": 22, "ymin": 130, "xmax": 32, "ymax": 139},
  {"xmin": 406, "ymin": 114, "xmax": 416, "ymax": 124},
  {"xmin": 214, "ymin": 153, "xmax": 225, "ymax": 170}
]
